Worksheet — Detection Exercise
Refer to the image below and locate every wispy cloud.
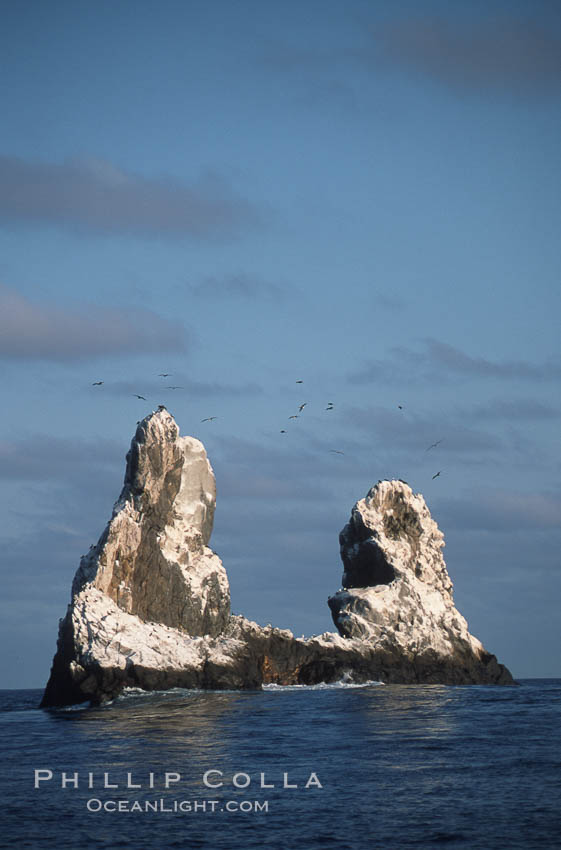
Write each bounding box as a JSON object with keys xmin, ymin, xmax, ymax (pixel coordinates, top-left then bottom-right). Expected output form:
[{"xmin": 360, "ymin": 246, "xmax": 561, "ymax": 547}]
[
  {"xmin": 0, "ymin": 285, "xmax": 187, "ymax": 361},
  {"xmin": 102, "ymin": 377, "xmax": 264, "ymax": 399},
  {"xmin": 0, "ymin": 156, "xmax": 261, "ymax": 239},
  {"xmin": 346, "ymin": 403, "xmax": 502, "ymax": 457},
  {"xmin": 423, "ymin": 339, "xmax": 561, "ymax": 380},
  {"xmin": 262, "ymin": 12, "xmax": 561, "ymax": 100},
  {"xmin": 189, "ymin": 272, "xmax": 283, "ymax": 301},
  {"xmin": 465, "ymin": 398, "xmax": 560, "ymax": 422},
  {"xmin": 0, "ymin": 435, "xmax": 122, "ymax": 482},
  {"xmin": 372, "ymin": 14, "xmax": 561, "ymax": 97},
  {"xmin": 349, "ymin": 339, "xmax": 561, "ymax": 385},
  {"xmin": 436, "ymin": 487, "xmax": 561, "ymax": 533},
  {"xmin": 371, "ymin": 291, "xmax": 406, "ymax": 312}
]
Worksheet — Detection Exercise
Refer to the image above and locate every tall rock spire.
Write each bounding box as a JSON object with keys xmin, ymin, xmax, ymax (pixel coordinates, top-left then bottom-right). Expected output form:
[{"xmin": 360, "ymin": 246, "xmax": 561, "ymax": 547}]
[
  {"xmin": 329, "ymin": 480, "xmax": 486, "ymax": 660},
  {"xmin": 41, "ymin": 410, "xmax": 230, "ymax": 707},
  {"xmin": 73, "ymin": 409, "xmax": 230, "ymax": 635}
]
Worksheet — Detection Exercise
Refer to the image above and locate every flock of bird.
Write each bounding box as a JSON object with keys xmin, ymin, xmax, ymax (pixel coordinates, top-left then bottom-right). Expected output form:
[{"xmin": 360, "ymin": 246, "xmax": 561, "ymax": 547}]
[
  {"xmin": 91, "ymin": 375, "xmax": 444, "ymax": 481},
  {"xmin": 278, "ymin": 394, "xmax": 336, "ymax": 442}
]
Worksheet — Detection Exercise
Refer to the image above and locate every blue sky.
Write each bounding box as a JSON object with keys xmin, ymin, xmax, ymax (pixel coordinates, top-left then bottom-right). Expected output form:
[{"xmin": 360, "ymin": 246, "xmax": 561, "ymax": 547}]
[{"xmin": 1, "ymin": 0, "xmax": 560, "ymax": 686}]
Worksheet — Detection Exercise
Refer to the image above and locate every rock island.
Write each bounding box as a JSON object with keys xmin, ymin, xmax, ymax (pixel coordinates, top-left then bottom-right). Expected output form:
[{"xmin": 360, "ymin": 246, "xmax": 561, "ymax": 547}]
[{"xmin": 41, "ymin": 409, "xmax": 513, "ymax": 707}]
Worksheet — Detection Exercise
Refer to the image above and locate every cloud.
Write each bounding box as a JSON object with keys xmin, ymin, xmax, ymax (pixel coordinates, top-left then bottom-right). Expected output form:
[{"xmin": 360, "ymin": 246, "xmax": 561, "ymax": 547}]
[
  {"xmin": 0, "ymin": 155, "xmax": 261, "ymax": 239},
  {"xmin": 423, "ymin": 339, "xmax": 561, "ymax": 380},
  {"xmin": 0, "ymin": 285, "xmax": 187, "ymax": 361},
  {"xmin": 0, "ymin": 435, "xmax": 122, "ymax": 483},
  {"xmin": 372, "ymin": 14, "xmax": 561, "ymax": 96},
  {"xmin": 345, "ymin": 403, "xmax": 503, "ymax": 457},
  {"xmin": 212, "ymin": 434, "xmax": 345, "ymax": 498},
  {"xmin": 371, "ymin": 291, "xmax": 405, "ymax": 312},
  {"xmin": 349, "ymin": 339, "xmax": 561, "ymax": 385},
  {"xmin": 102, "ymin": 377, "xmax": 264, "ymax": 399},
  {"xmin": 261, "ymin": 13, "xmax": 561, "ymax": 102},
  {"xmin": 435, "ymin": 487, "xmax": 561, "ymax": 533},
  {"xmin": 465, "ymin": 398, "xmax": 560, "ymax": 422},
  {"xmin": 189, "ymin": 272, "xmax": 283, "ymax": 301}
]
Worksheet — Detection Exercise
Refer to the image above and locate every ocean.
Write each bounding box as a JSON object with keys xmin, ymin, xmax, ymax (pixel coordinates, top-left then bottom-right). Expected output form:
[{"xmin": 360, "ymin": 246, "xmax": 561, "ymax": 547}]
[{"xmin": 1, "ymin": 680, "xmax": 560, "ymax": 849}]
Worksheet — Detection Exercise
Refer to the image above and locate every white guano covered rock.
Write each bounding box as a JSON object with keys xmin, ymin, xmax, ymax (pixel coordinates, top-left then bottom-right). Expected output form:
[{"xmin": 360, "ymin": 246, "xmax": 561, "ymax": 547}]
[
  {"xmin": 41, "ymin": 410, "xmax": 233, "ymax": 707},
  {"xmin": 41, "ymin": 434, "xmax": 514, "ymax": 708},
  {"xmin": 328, "ymin": 480, "xmax": 484, "ymax": 658},
  {"xmin": 72, "ymin": 409, "xmax": 230, "ymax": 636}
]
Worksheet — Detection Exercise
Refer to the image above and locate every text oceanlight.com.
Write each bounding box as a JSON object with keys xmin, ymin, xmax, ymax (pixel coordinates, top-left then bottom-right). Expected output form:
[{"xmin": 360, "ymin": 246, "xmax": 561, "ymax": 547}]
[{"xmin": 87, "ymin": 799, "xmax": 269, "ymax": 813}]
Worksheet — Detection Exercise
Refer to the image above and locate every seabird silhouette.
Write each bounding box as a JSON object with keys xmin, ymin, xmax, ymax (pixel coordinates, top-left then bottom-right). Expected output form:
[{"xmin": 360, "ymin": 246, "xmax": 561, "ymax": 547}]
[
  {"xmin": 158, "ymin": 373, "xmax": 171, "ymax": 377},
  {"xmin": 92, "ymin": 381, "xmax": 103, "ymax": 386},
  {"xmin": 201, "ymin": 417, "xmax": 217, "ymax": 422},
  {"xmin": 288, "ymin": 415, "xmax": 299, "ymax": 420},
  {"xmin": 432, "ymin": 470, "xmax": 443, "ymax": 480},
  {"xmin": 330, "ymin": 450, "xmax": 345, "ymax": 455},
  {"xmin": 298, "ymin": 403, "xmax": 307, "ymax": 412},
  {"xmin": 426, "ymin": 439, "xmax": 443, "ymax": 451},
  {"xmin": 166, "ymin": 386, "xmax": 183, "ymax": 389},
  {"xmin": 295, "ymin": 380, "xmax": 303, "ymax": 383},
  {"xmin": 133, "ymin": 394, "xmax": 146, "ymax": 400}
]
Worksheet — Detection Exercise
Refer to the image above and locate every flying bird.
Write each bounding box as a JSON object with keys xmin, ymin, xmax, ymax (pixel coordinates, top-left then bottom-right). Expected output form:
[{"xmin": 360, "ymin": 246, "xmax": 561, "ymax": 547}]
[
  {"xmin": 92, "ymin": 381, "xmax": 104, "ymax": 386},
  {"xmin": 326, "ymin": 403, "xmax": 334, "ymax": 410},
  {"xmin": 426, "ymin": 439, "xmax": 443, "ymax": 451},
  {"xmin": 296, "ymin": 380, "xmax": 303, "ymax": 383},
  {"xmin": 330, "ymin": 450, "xmax": 345, "ymax": 455},
  {"xmin": 133, "ymin": 394, "xmax": 146, "ymax": 400},
  {"xmin": 158, "ymin": 373, "xmax": 171, "ymax": 377},
  {"xmin": 280, "ymin": 429, "xmax": 287, "ymax": 433},
  {"xmin": 288, "ymin": 415, "xmax": 299, "ymax": 420},
  {"xmin": 201, "ymin": 417, "xmax": 217, "ymax": 422},
  {"xmin": 166, "ymin": 386, "xmax": 184, "ymax": 390},
  {"xmin": 298, "ymin": 403, "xmax": 307, "ymax": 412},
  {"xmin": 432, "ymin": 470, "xmax": 443, "ymax": 480},
  {"xmin": 397, "ymin": 405, "xmax": 403, "ymax": 410}
]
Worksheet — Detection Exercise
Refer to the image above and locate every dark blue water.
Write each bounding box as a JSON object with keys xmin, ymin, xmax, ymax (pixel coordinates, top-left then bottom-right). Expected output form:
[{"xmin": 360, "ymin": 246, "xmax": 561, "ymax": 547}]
[{"xmin": 1, "ymin": 680, "xmax": 560, "ymax": 850}]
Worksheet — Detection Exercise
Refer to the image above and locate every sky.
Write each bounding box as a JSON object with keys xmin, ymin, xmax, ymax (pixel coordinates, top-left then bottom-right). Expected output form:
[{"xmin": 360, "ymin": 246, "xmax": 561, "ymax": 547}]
[{"xmin": 1, "ymin": 0, "xmax": 560, "ymax": 687}]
